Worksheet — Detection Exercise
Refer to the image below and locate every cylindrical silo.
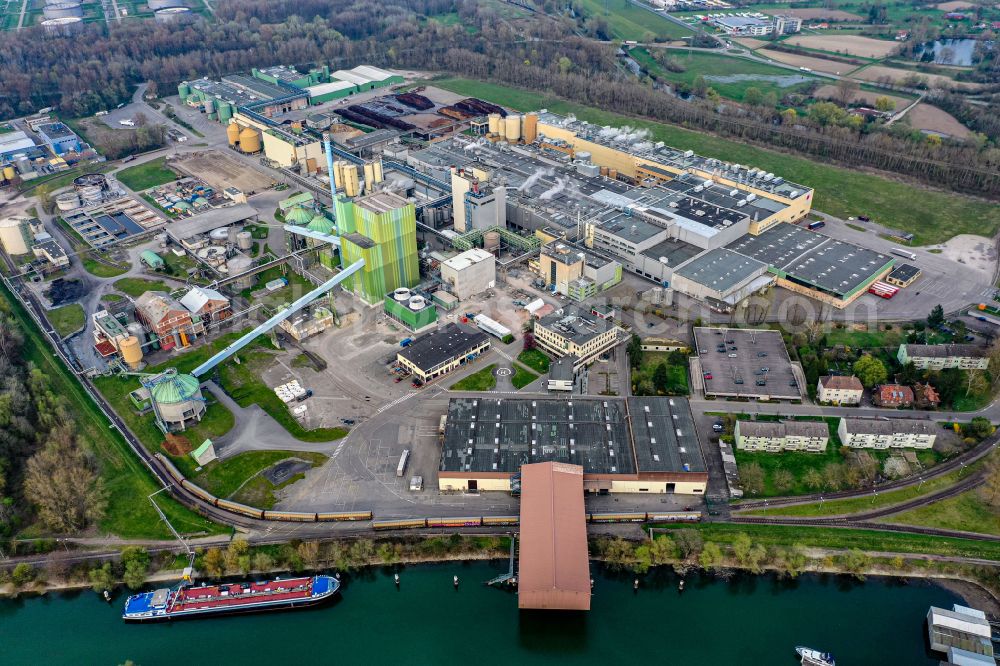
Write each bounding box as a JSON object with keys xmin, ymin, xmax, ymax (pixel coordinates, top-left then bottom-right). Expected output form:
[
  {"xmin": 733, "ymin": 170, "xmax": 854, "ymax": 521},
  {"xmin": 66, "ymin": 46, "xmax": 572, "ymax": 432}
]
[
  {"xmin": 488, "ymin": 113, "xmax": 501, "ymax": 135},
  {"xmin": 56, "ymin": 191, "xmax": 81, "ymax": 212},
  {"xmin": 40, "ymin": 16, "xmax": 82, "ymax": 33},
  {"xmin": 217, "ymin": 102, "xmax": 233, "ymax": 123},
  {"xmin": 505, "ymin": 114, "xmax": 521, "ymax": 142},
  {"xmin": 150, "ymin": 371, "xmax": 205, "ymax": 431},
  {"xmin": 238, "ymin": 127, "xmax": 261, "ymax": 154},
  {"xmin": 154, "ymin": 5, "xmax": 191, "ymax": 20},
  {"xmin": 236, "ymin": 231, "xmax": 252, "ymax": 250},
  {"xmin": 363, "ymin": 162, "xmax": 375, "ymax": 190},
  {"xmin": 227, "ymin": 254, "xmax": 254, "ymax": 289},
  {"xmin": 484, "ymin": 231, "xmax": 500, "ymax": 252},
  {"xmin": 177, "ymin": 82, "xmax": 190, "ymax": 99},
  {"xmin": 343, "ymin": 165, "xmax": 359, "ymax": 197},
  {"xmin": 0, "ymin": 217, "xmax": 31, "ymax": 256},
  {"xmin": 203, "ymin": 98, "xmax": 215, "ymax": 115},
  {"xmin": 373, "ymin": 159, "xmax": 384, "ymax": 184},
  {"xmin": 226, "ymin": 122, "xmax": 240, "ymax": 146},
  {"xmin": 2, "ymin": 166, "xmax": 14, "ymax": 182},
  {"xmin": 523, "ymin": 112, "xmax": 538, "ymax": 143},
  {"xmin": 119, "ymin": 336, "xmax": 143, "ymax": 370}
]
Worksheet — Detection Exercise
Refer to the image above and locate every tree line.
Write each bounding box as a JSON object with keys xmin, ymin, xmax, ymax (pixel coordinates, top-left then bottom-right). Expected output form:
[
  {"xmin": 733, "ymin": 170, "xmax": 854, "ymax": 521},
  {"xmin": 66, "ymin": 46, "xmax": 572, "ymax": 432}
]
[
  {"xmin": 0, "ymin": 310, "xmax": 106, "ymax": 537},
  {"xmin": 0, "ymin": 0, "xmax": 996, "ymax": 197}
]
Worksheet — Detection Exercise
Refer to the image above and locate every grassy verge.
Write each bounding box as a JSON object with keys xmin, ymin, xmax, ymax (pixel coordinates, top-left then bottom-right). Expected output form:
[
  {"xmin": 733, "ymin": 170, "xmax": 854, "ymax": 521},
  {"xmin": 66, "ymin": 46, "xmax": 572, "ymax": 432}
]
[
  {"xmin": 193, "ymin": 451, "xmax": 326, "ymax": 499},
  {"xmin": 654, "ymin": 522, "xmax": 1000, "ymax": 560},
  {"xmin": 113, "ymin": 277, "xmax": 172, "ymax": 298},
  {"xmin": 83, "ymin": 257, "xmax": 129, "ymax": 278},
  {"xmin": 47, "ymin": 303, "xmax": 85, "ymax": 337},
  {"xmin": 0, "ymin": 281, "xmax": 223, "ymax": 538},
  {"xmin": 512, "ymin": 364, "xmax": 539, "ymax": 389},
  {"xmin": 116, "ymin": 156, "xmax": 178, "ymax": 191},
  {"xmin": 740, "ymin": 461, "xmax": 986, "ymax": 517},
  {"xmin": 823, "ymin": 326, "xmax": 904, "ymax": 349},
  {"xmin": 517, "ymin": 349, "xmax": 550, "ymax": 374},
  {"xmin": 450, "ymin": 364, "xmax": 497, "ymax": 391},
  {"xmin": 887, "ymin": 489, "xmax": 1000, "ymax": 536},
  {"xmin": 429, "ymin": 77, "xmax": 1000, "ymax": 244}
]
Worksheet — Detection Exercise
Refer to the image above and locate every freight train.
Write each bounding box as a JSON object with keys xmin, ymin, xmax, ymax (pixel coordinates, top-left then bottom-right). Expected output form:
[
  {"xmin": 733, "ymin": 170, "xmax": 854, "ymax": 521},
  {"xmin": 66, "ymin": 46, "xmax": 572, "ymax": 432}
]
[
  {"xmin": 155, "ymin": 453, "xmax": 372, "ymax": 523},
  {"xmin": 371, "ymin": 512, "xmax": 700, "ymax": 531}
]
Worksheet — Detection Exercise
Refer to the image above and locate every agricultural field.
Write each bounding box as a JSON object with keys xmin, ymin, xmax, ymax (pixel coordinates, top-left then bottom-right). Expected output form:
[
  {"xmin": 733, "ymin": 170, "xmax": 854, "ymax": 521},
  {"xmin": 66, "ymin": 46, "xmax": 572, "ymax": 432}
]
[
  {"xmin": 758, "ymin": 49, "xmax": 855, "ymax": 75},
  {"xmin": 852, "ymin": 64, "xmax": 981, "ymax": 90},
  {"xmin": 906, "ymin": 103, "xmax": 971, "ymax": 139},
  {"xmin": 574, "ymin": 0, "xmax": 694, "ymax": 41},
  {"xmin": 428, "ymin": 79, "xmax": 1000, "ymax": 244},
  {"xmin": 632, "ymin": 48, "xmax": 817, "ymax": 101},
  {"xmin": 813, "ymin": 85, "xmax": 911, "ymax": 110},
  {"xmin": 784, "ymin": 34, "xmax": 900, "ymax": 59}
]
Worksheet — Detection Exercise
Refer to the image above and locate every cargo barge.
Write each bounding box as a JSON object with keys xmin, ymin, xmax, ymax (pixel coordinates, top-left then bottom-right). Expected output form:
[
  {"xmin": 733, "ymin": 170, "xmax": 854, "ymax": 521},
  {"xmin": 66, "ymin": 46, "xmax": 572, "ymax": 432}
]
[{"xmin": 122, "ymin": 574, "xmax": 339, "ymax": 622}]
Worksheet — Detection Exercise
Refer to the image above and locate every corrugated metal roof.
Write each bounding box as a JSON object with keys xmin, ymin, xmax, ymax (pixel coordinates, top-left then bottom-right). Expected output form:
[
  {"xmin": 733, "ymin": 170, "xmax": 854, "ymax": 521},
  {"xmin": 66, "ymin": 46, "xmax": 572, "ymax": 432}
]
[{"xmin": 518, "ymin": 462, "xmax": 590, "ymax": 611}]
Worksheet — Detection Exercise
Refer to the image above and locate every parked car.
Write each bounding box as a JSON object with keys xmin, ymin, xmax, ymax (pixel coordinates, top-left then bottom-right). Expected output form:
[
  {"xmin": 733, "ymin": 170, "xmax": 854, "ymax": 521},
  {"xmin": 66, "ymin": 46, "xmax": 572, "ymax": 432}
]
[{"xmin": 703, "ymin": 372, "xmax": 713, "ymax": 380}]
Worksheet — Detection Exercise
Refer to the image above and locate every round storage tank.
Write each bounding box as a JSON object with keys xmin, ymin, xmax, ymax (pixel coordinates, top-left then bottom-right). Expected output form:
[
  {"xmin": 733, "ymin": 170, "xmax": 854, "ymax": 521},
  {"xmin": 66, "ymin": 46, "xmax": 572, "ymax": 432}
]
[
  {"xmin": 236, "ymin": 231, "xmax": 252, "ymax": 250},
  {"xmin": 488, "ymin": 113, "xmax": 501, "ymax": 135},
  {"xmin": 203, "ymin": 98, "xmax": 215, "ymax": 114},
  {"xmin": 408, "ymin": 296, "xmax": 426, "ymax": 311},
  {"xmin": 154, "ymin": 5, "xmax": 191, "ymax": 20},
  {"xmin": 0, "ymin": 217, "xmax": 30, "ymax": 256},
  {"xmin": 209, "ymin": 227, "xmax": 230, "ymax": 243},
  {"xmin": 226, "ymin": 122, "xmax": 240, "ymax": 146},
  {"xmin": 393, "ymin": 288, "xmax": 411, "ymax": 301},
  {"xmin": 147, "ymin": 0, "xmax": 184, "ymax": 9},
  {"xmin": 505, "ymin": 115, "xmax": 521, "ymax": 142},
  {"xmin": 40, "ymin": 16, "xmax": 82, "ymax": 33},
  {"xmin": 238, "ymin": 127, "xmax": 261, "ymax": 154},
  {"xmin": 119, "ymin": 336, "xmax": 143, "ymax": 370},
  {"xmin": 217, "ymin": 101, "xmax": 233, "ymax": 123},
  {"xmin": 483, "ymin": 231, "xmax": 500, "ymax": 251},
  {"xmin": 2, "ymin": 166, "xmax": 15, "ymax": 182},
  {"xmin": 150, "ymin": 371, "xmax": 205, "ymax": 430},
  {"xmin": 43, "ymin": 2, "xmax": 83, "ymax": 19},
  {"xmin": 177, "ymin": 82, "xmax": 191, "ymax": 98},
  {"xmin": 56, "ymin": 191, "xmax": 81, "ymax": 212},
  {"xmin": 576, "ymin": 151, "xmax": 591, "ymax": 163},
  {"xmin": 227, "ymin": 254, "xmax": 254, "ymax": 289}
]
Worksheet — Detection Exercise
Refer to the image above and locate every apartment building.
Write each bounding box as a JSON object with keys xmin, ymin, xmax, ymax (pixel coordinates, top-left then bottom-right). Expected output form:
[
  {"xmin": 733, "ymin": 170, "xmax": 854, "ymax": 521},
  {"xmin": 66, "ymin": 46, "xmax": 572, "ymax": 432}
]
[
  {"xmin": 837, "ymin": 418, "xmax": 937, "ymax": 449},
  {"xmin": 817, "ymin": 375, "xmax": 864, "ymax": 405},
  {"xmin": 734, "ymin": 420, "xmax": 829, "ymax": 453},
  {"xmin": 897, "ymin": 343, "xmax": 990, "ymax": 371}
]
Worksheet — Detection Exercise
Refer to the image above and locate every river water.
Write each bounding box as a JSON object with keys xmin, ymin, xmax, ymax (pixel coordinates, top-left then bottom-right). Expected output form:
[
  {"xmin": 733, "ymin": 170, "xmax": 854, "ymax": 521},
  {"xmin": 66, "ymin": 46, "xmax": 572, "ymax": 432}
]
[{"xmin": 0, "ymin": 562, "xmax": 961, "ymax": 665}]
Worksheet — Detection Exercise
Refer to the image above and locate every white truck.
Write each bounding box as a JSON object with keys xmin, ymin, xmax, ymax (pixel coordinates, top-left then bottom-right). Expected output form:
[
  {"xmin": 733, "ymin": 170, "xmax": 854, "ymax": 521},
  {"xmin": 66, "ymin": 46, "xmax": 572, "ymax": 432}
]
[{"xmin": 118, "ymin": 119, "xmax": 135, "ymax": 127}]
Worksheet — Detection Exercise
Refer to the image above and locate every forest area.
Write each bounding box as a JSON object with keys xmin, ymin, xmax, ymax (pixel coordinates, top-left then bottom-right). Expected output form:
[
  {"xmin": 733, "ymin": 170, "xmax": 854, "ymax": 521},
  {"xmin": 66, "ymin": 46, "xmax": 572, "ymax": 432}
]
[
  {"xmin": 0, "ymin": 0, "xmax": 996, "ymax": 190},
  {"xmin": 0, "ymin": 310, "xmax": 106, "ymax": 538}
]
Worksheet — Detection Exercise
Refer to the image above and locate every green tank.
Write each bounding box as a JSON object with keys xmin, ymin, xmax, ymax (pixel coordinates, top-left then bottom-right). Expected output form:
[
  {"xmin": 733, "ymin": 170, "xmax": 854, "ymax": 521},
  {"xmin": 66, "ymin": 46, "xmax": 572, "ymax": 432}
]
[
  {"xmin": 177, "ymin": 82, "xmax": 190, "ymax": 98},
  {"xmin": 218, "ymin": 102, "xmax": 233, "ymax": 123}
]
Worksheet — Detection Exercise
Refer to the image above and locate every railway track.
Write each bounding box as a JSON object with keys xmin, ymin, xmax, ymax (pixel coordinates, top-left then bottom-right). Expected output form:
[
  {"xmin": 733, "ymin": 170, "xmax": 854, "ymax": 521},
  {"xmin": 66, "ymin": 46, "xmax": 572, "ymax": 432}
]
[{"xmin": 732, "ymin": 435, "xmax": 998, "ymax": 512}]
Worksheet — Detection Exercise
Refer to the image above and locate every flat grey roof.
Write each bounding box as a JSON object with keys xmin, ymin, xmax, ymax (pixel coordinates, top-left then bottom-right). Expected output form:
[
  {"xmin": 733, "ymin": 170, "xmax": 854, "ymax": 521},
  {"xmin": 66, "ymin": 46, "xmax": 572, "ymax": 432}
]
[
  {"xmin": 726, "ymin": 223, "xmax": 893, "ymax": 298},
  {"xmin": 840, "ymin": 417, "xmax": 936, "ymax": 436},
  {"xmin": 398, "ymin": 323, "xmax": 488, "ymax": 372},
  {"xmin": 694, "ymin": 326, "xmax": 800, "ymax": 399},
  {"xmin": 440, "ymin": 396, "xmax": 705, "ymax": 475},
  {"xmin": 165, "ymin": 203, "xmax": 258, "ymax": 240},
  {"xmin": 738, "ymin": 420, "xmax": 828, "ymax": 439},
  {"xmin": 537, "ymin": 305, "xmax": 615, "ymax": 346},
  {"xmin": 888, "ymin": 263, "xmax": 920, "ymax": 282},
  {"xmin": 674, "ymin": 247, "xmax": 767, "ymax": 293},
  {"xmin": 640, "ymin": 237, "xmax": 702, "ymax": 267},
  {"xmin": 549, "ymin": 355, "xmax": 576, "ymax": 381},
  {"xmin": 902, "ymin": 343, "xmax": 986, "ymax": 358}
]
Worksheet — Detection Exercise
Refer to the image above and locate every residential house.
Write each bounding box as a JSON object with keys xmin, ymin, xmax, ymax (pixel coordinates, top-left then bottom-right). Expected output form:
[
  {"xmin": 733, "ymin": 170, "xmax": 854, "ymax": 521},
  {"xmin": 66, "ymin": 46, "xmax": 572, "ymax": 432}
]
[
  {"xmin": 837, "ymin": 417, "xmax": 937, "ymax": 449},
  {"xmin": 913, "ymin": 382, "xmax": 941, "ymax": 409},
  {"xmin": 873, "ymin": 384, "xmax": 914, "ymax": 408},
  {"xmin": 817, "ymin": 375, "xmax": 863, "ymax": 405}
]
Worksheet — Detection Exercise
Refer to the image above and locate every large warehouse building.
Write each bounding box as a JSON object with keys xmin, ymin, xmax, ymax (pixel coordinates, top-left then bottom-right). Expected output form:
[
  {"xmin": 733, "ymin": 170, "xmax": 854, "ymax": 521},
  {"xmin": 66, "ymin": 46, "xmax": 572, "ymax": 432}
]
[{"xmin": 438, "ymin": 396, "xmax": 708, "ymax": 494}]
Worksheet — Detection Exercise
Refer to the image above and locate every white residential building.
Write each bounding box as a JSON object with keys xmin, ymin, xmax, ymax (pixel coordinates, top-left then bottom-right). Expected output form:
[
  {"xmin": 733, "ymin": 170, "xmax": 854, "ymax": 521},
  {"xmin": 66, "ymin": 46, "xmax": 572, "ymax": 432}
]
[
  {"xmin": 897, "ymin": 343, "xmax": 989, "ymax": 371},
  {"xmin": 734, "ymin": 420, "xmax": 829, "ymax": 453},
  {"xmin": 817, "ymin": 375, "xmax": 864, "ymax": 405},
  {"xmin": 837, "ymin": 418, "xmax": 937, "ymax": 449}
]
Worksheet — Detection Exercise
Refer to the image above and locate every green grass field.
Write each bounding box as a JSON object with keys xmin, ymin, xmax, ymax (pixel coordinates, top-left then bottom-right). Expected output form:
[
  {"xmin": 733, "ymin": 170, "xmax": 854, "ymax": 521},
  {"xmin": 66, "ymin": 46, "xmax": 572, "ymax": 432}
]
[
  {"xmin": 0, "ymin": 281, "xmax": 222, "ymax": 539},
  {"xmin": 194, "ymin": 451, "xmax": 326, "ymax": 499},
  {"xmin": 631, "ymin": 48, "xmax": 817, "ymax": 101},
  {"xmin": 655, "ymin": 522, "xmax": 1000, "ymax": 560},
  {"xmin": 823, "ymin": 326, "xmax": 904, "ymax": 349},
  {"xmin": 887, "ymin": 489, "xmax": 1000, "ymax": 536},
  {"xmin": 517, "ymin": 349, "xmax": 551, "ymax": 374},
  {"xmin": 632, "ymin": 351, "xmax": 689, "ymax": 395},
  {"xmin": 450, "ymin": 364, "xmax": 498, "ymax": 391},
  {"xmin": 116, "ymin": 156, "xmax": 178, "ymax": 191},
  {"xmin": 47, "ymin": 303, "xmax": 85, "ymax": 337},
  {"xmin": 574, "ymin": 0, "xmax": 694, "ymax": 40},
  {"xmin": 511, "ymin": 364, "xmax": 539, "ymax": 389},
  {"xmin": 113, "ymin": 277, "xmax": 172, "ymax": 297},
  {"xmin": 429, "ymin": 78, "xmax": 1000, "ymax": 244},
  {"xmin": 83, "ymin": 257, "xmax": 129, "ymax": 278}
]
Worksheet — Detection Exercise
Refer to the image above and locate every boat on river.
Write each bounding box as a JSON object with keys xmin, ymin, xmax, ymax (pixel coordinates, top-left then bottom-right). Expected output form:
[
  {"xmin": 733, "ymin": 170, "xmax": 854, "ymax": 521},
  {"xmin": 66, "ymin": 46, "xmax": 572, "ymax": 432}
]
[
  {"xmin": 122, "ymin": 575, "xmax": 339, "ymax": 622},
  {"xmin": 796, "ymin": 646, "xmax": 835, "ymax": 666}
]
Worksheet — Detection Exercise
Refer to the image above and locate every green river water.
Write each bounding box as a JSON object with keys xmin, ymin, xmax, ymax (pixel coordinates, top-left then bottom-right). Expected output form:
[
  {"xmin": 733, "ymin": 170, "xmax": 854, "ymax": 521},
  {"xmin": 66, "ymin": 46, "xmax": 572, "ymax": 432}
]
[{"xmin": 0, "ymin": 562, "xmax": 963, "ymax": 665}]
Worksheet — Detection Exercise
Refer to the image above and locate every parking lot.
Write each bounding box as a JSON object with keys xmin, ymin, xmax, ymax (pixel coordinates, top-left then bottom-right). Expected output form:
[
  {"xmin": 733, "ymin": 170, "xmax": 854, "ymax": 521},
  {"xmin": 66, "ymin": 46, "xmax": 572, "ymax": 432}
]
[{"xmin": 692, "ymin": 327, "xmax": 803, "ymax": 400}]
